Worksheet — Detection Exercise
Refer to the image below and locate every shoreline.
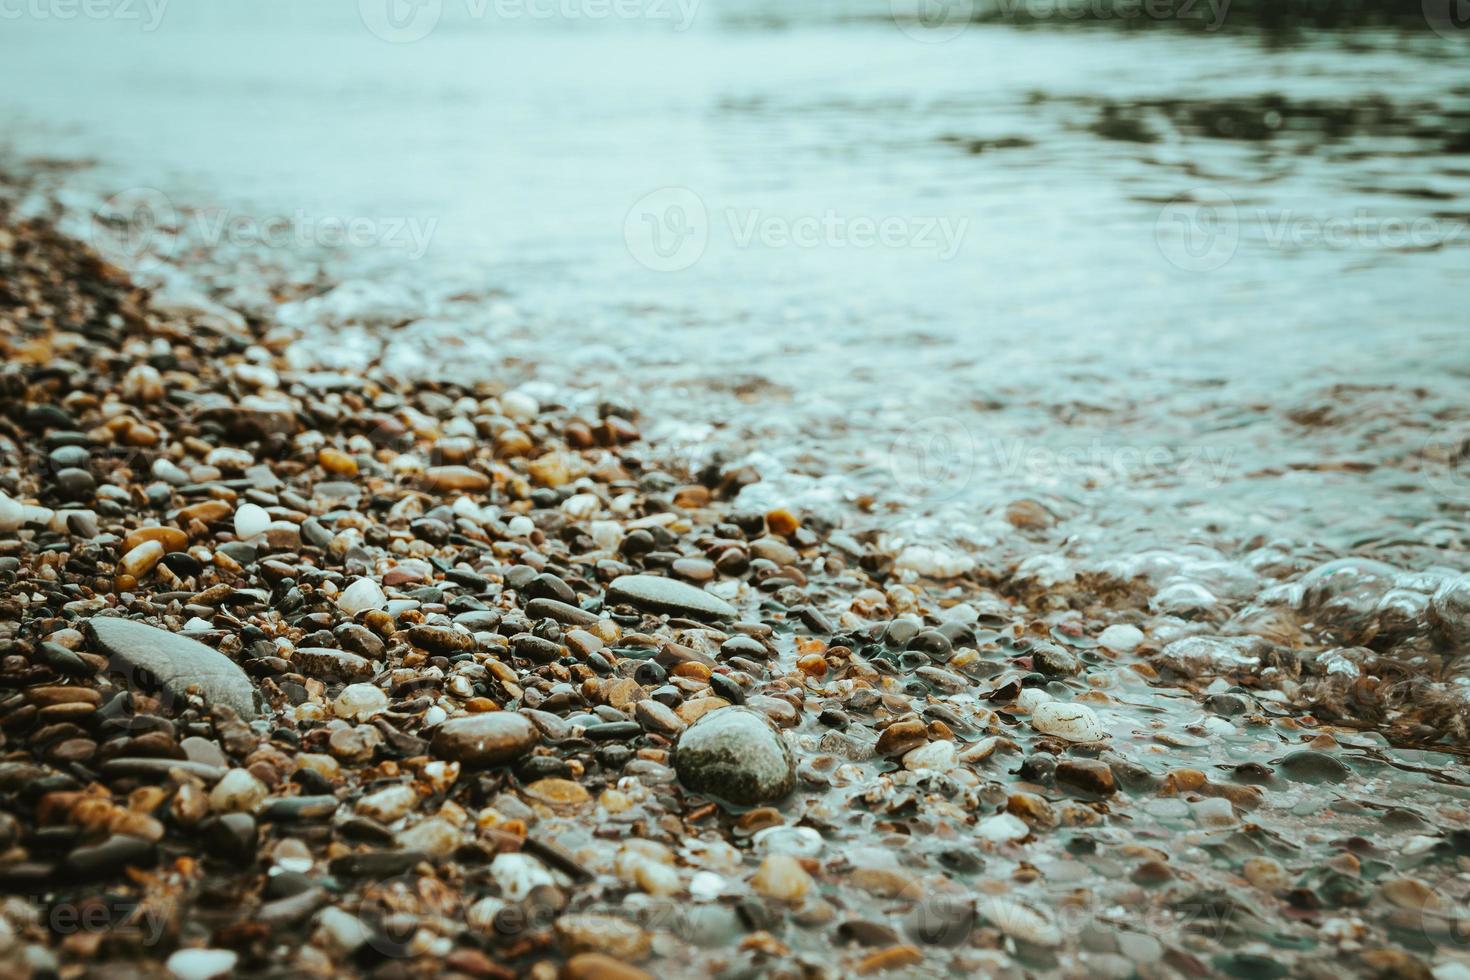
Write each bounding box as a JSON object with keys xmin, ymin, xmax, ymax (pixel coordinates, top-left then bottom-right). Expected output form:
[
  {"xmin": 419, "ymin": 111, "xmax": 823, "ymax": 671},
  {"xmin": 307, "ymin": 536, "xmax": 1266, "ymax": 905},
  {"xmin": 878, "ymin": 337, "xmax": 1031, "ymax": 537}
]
[{"xmin": 3, "ymin": 168, "xmax": 1470, "ymax": 978}]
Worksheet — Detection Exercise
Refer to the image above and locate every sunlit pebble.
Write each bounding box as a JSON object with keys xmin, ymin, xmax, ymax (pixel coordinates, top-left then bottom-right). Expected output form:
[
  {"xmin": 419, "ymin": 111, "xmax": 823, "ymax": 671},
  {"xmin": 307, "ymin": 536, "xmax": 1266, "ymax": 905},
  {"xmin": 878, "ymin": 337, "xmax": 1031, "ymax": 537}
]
[
  {"xmin": 394, "ymin": 817, "xmax": 461, "ymax": 856},
  {"xmin": 750, "ymin": 854, "xmax": 812, "ymax": 902},
  {"xmin": 466, "ymin": 896, "xmax": 507, "ymax": 932},
  {"xmin": 506, "ymin": 515, "xmax": 535, "ymax": 537},
  {"xmin": 315, "ymin": 907, "xmax": 372, "ymax": 955},
  {"xmin": 1098, "ymin": 624, "xmax": 1145, "ymax": 652},
  {"xmin": 501, "ymin": 390, "xmax": 539, "ymax": 421},
  {"xmin": 1013, "ymin": 688, "xmax": 1053, "ymax": 714},
  {"xmin": 1031, "ymin": 701, "xmax": 1107, "ymax": 742},
  {"xmin": 182, "ymin": 617, "xmax": 214, "ymax": 633},
  {"xmin": 165, "ymin": 948, "xmax": 237, "ymax": 980},
  {"xmin": 210, "ymin": 768, "xmax": 268, "ymax": 814},
  {"xmin": 689, "ymin": 871, "xmax": 727, "ymax": 901},
  {"xmin": 491, "ymin": 852, "xmax": 554, "ymax": 901},
  {"xmin": 356, "ymin": 784, "xmax": 418, "ymax": 823},
  {"xmin": 562, "ymin": 492, "xmax": 600, "ymax": 518},
  {"xmin": 334, "ymin": 683, "xmax": 388, "ymax": 721},
  {"xmin": 338, "ymin": 578, "xmax": 387, "ymax": 614},
  {"xmin": 233, "ymin": 503, "xmax": 271, "ymax": 540},
  {"xmin": 589, "ymin": 520, "xmax": 623, "ymax": 552},
  {"xmin": 152, "ymin": 457, "xmax": 190, "ymax": 486},
  {"xmin": 421, "ymin": 760, "xmax": 459, "ymax": 794},
  {"xmin": 977, "ymin": 812, "xmax": 1030, "ymax": 842},
  {"xmin": 423, "ymin": 705, "xmax": 448, "ymax": 728},
  {"xmin": 233, "ymin": 362, "xmax": 279, "ymax": 390},
  {"xmin": 752, "ymin": 826, "xmax": 823, "ymax": 857},
  {"xmin": 271, "ymin": 838, "xmax": 315, "ymax": 874},
  {"xmin": 902, "ymin": 740, "xmax": 957, "ymax": 773},
  {"xmin": 0, "ymin": 493, "xmax": 22, "ymax": 533}
]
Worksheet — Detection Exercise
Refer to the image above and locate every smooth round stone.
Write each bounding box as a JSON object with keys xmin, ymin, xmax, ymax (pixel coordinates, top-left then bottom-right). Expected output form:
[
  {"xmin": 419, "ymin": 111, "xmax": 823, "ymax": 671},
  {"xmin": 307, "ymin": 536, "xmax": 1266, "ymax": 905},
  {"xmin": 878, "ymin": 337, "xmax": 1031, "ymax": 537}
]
[
  {"xmin": 166, "ymin": 948, "xmax": 237, "ymax": 980},
  {"xmin": 1097, "ymin": 624, "xmax": 1144, "ymax": 652},
  {"xmin": 430, "ymin": 712, "xmax": 540, "ymax": 768},
  {"xmin": 1276, "ymin": 750, "xmax": 1351, "ymax": 784},
  {"xmin": 1429, "ymin": 573, "xmax": 1470, "ymax": 648},
  {"xmin": 606, "ymin": 574, "xmax": 736, "ymax": 621},
  {"xmin": 673, "ymin": 706, "xmax": 796, "ymax": 807},
  {"xmin": 334, "ymin": 683, "xmax": 388, "ymax": 721},
  {"xmin": 1031, "ymin": 701, "xmax": 1107, "ymax": 742},
  {"xmin": 54, "ymin": 467, "xmax": 96, "ymax": 501},
  {"xmin": 338, "ymin": 578, "xmax": 387, "ymax": 614},
  {"xmin": 233, "ymin": 503, "xmax": 271, "ymax": 540},
  {"xmin": 0, "ymin": 493, "xmax": 22, "ymax": 533}
]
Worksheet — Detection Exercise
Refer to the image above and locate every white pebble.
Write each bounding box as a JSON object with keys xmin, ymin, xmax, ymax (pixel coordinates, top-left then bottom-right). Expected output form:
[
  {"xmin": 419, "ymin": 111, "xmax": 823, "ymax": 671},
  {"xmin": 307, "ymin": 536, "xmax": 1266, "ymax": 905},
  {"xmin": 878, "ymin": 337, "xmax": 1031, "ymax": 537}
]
[
  {"xmin": 589, "ymin": 520, "xmax": 623, "ymax": 552},
  {"xmin": 562, "ymin": 492, "xmax": 600, "ymax": 518},
  {"xmin": 394, "ymin": 817, "xmax": 461, "ymax": 856},
  {"xmin": 1031, "ymin": 701, "xmax": 1107, "ymax": 742},
  {"xmin": 491, "ymin": 852, "xmax": 553, "ymax": 901},
  {"xmin": 501, "ymin": 389, "xmax": 539, "ymax": 421},
  {"xmin": 894, "ymin": 545, "xmax": 975, "ymax": 579},
  {"xmin": 976, "ymin": 897, "xmax": 1061, "ymax": 946},
  {"xmin": 903, "ymin": 739, "xmax": 957, "ymax": 772},
  {"xmin": 1013, "ymin": 688, "xmax": 1053, "ymax": 714},
  {"xmin": 356, "ymin": 784, "xmax": 419, "ymax": 823},
  {"xmin": 1098, "ymin": 624, "xmax": 1145, "ymax": 652},
  {"xmin": 338, "ymin": 578, "xmax": 387, "ymax": 614},
  {"xmin": 152, "ymin": 458, "xmax": 190, "ymax": 486},
  {"xmin": 316, "ymin": 906, "xmax": 372, "ymax": 954},
  {"xmin": 334, "ymin": 683, "xmax": 388, "ymax": 721},
  {"xmin": 0, "ymin": 493, "xmax": 24, "ymax": 533},
  {"xmin": 977, "ymin": 812, "xmax": 1030, "ymax": 842},
  {"xmin": 233, "ymin": 503, "xmax": 271, "ymax": 540},
  {"xmin": 506, "ymin": 515, "xmax": 535, "ymax": 538},
  {"xmin": 423, "ymin": 705, "xmax": 448, "ymax": 728},
  {"xmin": 166, "ymin": 948, "xmax": 237, "ymax": 980},
  {"xmin": 210, "ymin": 768, "xmax": 268, "ymax": 814}
]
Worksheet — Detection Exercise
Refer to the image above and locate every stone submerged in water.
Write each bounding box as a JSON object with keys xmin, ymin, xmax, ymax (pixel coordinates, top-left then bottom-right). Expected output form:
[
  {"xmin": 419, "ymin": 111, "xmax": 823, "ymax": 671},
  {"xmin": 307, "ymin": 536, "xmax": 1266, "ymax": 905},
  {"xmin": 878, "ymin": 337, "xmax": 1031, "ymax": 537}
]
[
  {"xmin": 606, "ymin": 574, "xmax": 736, "ymax": 621},
  {"xmin": 673, "ymin": 706, "xmax": 796, "ymax": 807},
  {"xmin": 430, "ymin": 712, "xmax": 540, "ymax": 768},
  {"xmin": 87, "ymin": 617, "xmax": 258, "ymax": 719}
]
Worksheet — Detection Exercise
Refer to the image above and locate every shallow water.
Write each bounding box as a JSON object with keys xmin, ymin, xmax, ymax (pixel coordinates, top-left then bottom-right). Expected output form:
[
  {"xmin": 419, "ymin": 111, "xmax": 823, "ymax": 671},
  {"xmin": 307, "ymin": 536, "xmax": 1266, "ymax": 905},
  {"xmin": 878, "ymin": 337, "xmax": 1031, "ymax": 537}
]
[{"xmin": 1, "ymin": 6, "xmax": 1467, "ymax": 636}]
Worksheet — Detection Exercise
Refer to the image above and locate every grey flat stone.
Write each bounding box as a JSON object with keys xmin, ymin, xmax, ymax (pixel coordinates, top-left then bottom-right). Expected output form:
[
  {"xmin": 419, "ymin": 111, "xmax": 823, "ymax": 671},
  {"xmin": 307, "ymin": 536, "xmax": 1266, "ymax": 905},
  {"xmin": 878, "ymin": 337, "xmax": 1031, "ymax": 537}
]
[
  {"xmin": 606, "ymin": 574, "xmax": 736, "ymax": 621},
  {"xmin": 88, "ymin": 617, "xmax": 259, "ymax": 719}
]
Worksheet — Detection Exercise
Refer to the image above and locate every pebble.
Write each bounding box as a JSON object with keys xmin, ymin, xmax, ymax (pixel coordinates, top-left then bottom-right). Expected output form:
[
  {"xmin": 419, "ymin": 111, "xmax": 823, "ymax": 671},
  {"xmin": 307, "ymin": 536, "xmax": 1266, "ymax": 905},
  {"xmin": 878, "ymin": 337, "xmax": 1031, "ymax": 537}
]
[
  {"xmin": 88, "ymin": 617, "xmax": 259, "ymax": 719},
  {"xmin": 1098, "ymin": 624, "xmax": 1145, "ymax": 652},
  {"xmin": 333, "ymin": 683, "xmax": 388, "ymax": 721},
  {"xmin": 337, "ymin": 578, "xmax": 387, "ymax": 614},
  {"xmin": 1031, "ymin": 701, "xmax": 1107, "ymax": 742},
  {"xmin": 210, "ymin": 768, "xmax": 269, "ymax": 813},
  {"xmin": 750, "ymin": 855, "xmax": 813, "ymax": 901},
  {"xmin": 606, "ymin": 574, "xmax": 737, "ymax": 621},
  {"xmin": 233, "ymin": 502, "xmax": 271, "ymax": 540},
  {"xmin": 431, "ymin": 712, "xmax": 540, "ymax": 768},
  {"xmin": 165, "ymin": 949, "xmax": 237, "ymax": 980},
  {"xmin": 673, "ymin": 707, "xmax": 796, "ymax": 807}
]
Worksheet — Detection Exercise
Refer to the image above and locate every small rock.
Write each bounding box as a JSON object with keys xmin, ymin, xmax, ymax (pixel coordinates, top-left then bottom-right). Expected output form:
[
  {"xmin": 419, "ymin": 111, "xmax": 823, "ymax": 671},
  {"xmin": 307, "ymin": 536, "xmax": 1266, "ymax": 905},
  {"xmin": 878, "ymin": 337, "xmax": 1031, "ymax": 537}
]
[
  {"xmin": 431, "ymin": 712, "xmax": 540, "ymax": 768},
  {"xmin": 673, "ymin": 707, "xmax": 796, "ymax": 807},
  {"xmin": 606, "ymin": 574, "xmax": 736, "ymax": 621}
]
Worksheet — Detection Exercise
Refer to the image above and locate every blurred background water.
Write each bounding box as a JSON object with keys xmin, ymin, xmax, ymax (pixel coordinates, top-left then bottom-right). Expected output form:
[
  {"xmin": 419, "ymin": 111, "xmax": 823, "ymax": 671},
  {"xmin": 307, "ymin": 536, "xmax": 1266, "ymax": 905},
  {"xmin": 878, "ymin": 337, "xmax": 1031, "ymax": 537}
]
[{"xmin": 0, "ymin": 0, "xmax": 1466, "ymax": 578}]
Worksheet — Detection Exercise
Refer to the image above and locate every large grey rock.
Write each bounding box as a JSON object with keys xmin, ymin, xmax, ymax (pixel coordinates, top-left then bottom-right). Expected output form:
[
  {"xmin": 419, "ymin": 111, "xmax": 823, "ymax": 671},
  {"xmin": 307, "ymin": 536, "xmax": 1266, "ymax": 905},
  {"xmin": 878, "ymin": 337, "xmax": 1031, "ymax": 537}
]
[
  {"xmin": 673, "ymin": 706, "xmax": 796, "ymax": 807},
  {"xmin": 606, "ymin": 574, "xmax": 736, "ymax": 621},
  {"xmin": 88, "ymin": 617, "xmax": 259, "ymax": 719}
]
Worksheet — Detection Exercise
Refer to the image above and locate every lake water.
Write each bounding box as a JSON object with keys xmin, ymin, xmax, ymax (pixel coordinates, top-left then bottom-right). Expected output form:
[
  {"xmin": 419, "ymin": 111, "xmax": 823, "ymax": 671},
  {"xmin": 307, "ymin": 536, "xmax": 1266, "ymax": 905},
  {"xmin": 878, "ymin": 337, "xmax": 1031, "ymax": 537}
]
[{"xmin": 1, "ymin": 0, "xmax": 1467, "ymax": 588}]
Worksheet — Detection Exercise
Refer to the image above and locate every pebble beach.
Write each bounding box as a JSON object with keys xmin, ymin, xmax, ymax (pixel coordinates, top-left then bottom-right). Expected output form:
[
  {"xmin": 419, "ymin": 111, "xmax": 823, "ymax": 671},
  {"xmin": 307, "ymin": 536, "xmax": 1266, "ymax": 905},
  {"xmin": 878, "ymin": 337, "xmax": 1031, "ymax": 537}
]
[{"xmin": 2, "ymin": 3, "xmax": 1470, "ymax": 979}]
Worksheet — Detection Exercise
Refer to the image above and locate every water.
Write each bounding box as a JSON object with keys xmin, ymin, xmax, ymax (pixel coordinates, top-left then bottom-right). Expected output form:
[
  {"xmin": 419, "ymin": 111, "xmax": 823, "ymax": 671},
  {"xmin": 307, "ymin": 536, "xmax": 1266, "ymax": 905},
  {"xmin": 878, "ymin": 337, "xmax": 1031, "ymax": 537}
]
[{"xmin": 1, "ymin": 2, "xmax": 1467, "ymax": 599}]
